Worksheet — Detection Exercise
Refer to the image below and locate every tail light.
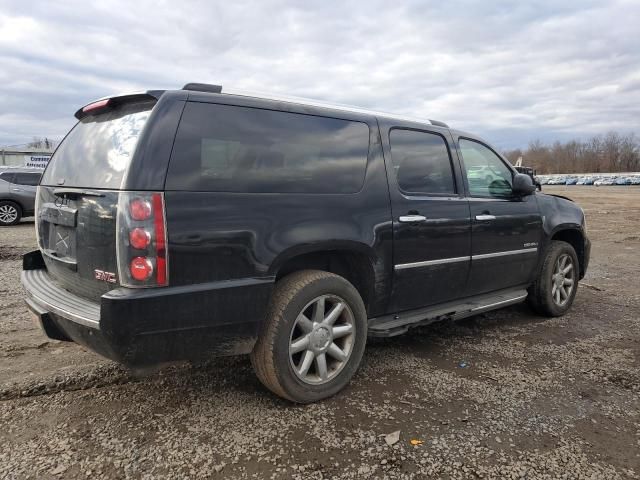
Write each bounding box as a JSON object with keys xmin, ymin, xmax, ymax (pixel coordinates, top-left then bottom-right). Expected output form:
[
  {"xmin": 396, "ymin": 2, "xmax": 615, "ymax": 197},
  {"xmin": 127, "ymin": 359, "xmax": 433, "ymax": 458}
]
[
  {"xmin": 116, "ymin": 192, "xmax": 169, "ymax": 287},
  {"xmin": 130, "ymin": 256, "xmax": 154, "ymax": 281},
  {"xmin": 129, "ymin": 228, "xmax": 151, "ymax": 249},
  {"xmin": 129, "ymin": 198, "xmax": 152, "ymax": 220},
  {"xmin": 82, "ymin": 98, "xmax": 110, "ymax": 115}
]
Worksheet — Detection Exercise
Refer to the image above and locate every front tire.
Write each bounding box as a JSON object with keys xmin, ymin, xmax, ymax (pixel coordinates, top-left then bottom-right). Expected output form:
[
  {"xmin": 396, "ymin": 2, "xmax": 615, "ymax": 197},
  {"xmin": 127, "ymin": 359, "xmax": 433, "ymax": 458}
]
[
  {"xmin": 251, "ymin": 270, "xmax": 367, "ymax": 403},
  {"xmin": 528, "ymin": 240, "xmax": 579, "ymax": 317},
  {"xmin": 0, "ymin": 201, "xmax": 22, "ymax": 226}
]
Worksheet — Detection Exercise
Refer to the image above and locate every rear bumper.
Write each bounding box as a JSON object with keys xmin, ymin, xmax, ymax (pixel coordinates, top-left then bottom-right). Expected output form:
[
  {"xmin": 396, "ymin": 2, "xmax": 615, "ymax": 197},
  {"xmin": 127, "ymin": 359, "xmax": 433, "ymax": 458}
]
[
  {"xmin": 22, "ymin": 251, "xmax": 273, "ymax": 366},
  {"xmin": 22, "ymin": 269, "xmax": 100, "ymax": 329}
]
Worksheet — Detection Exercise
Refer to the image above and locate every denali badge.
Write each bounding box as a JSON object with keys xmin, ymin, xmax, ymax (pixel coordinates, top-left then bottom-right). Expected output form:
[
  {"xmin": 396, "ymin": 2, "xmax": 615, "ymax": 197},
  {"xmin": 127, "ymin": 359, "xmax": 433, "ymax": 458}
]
[{"xmin": 94, "ymin": 269, "xmax": 117, "ymax": 284}]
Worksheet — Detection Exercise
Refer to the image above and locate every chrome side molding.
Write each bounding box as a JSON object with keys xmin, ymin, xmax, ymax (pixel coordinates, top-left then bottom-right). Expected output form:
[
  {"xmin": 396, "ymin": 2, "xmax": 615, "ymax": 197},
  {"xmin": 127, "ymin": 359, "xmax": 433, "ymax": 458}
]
[
  {"xmin": 395, "ymin": 256, "xmax": 470, "ymax": 270},
  {"xmin": 395, "ymin": 247, "xmax": 538, "ymax": 270},
  {"xmin": 471, "ymin": 247, "xmax": 538, "ymax": 260}
]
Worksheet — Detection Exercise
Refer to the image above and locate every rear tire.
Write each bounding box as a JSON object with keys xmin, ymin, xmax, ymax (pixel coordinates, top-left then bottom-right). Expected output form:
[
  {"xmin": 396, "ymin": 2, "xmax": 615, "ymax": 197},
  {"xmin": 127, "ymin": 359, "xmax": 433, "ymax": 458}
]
[
  {"xmin": 251, "ymin": 270, "xmax": 367, "ymax": 403},
  {"xmin": 0, "ymin": 201, "xmax": 21, "ymax": 226},
  {"xmin": 528, "ymin": 240, "xmax": 579, "ymax": 317}
]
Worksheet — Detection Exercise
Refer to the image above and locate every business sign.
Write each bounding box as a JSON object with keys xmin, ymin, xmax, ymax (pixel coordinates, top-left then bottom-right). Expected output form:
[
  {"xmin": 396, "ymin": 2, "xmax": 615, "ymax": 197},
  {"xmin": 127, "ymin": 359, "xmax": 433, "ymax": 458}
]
[{"xmin": 24, "ymin": 155, "xmax": 51, "ymax": 169}]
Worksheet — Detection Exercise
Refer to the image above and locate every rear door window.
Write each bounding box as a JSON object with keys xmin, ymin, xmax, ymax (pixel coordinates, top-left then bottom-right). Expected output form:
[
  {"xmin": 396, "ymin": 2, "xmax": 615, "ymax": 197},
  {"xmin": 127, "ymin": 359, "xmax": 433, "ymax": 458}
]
[
  {"xmin": 166, "ymin": 102, "xmax": 370, "ymax": 193},
  {"xmin": 390, "ymin": 129, "xmax": 456, "ymax": 195},
  {"xmin": 13, "ymin": 172, "xmax": 41, "ymax": 186},
  {"xmin": 0, "ymin": 172, "xmax": 14, "ymax": 183},
  {"xmin": 41, "ymin": 100, "xmax": 155, "ymax": 189}
]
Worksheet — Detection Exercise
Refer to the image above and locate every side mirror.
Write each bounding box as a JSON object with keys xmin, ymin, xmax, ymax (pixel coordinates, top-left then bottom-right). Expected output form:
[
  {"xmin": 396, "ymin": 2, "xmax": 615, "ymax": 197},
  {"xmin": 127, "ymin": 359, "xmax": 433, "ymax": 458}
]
[{"xmin": 513, "ymin": 173, "xmax": 536, "ymax": 196}]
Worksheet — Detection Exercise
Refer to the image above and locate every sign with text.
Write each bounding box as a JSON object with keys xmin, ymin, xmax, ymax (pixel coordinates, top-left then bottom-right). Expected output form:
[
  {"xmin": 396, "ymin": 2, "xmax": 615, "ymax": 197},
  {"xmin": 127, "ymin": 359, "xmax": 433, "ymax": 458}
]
[{"xmin": 24, "ymin": 155, "xmax": 51, "ymax": 169}]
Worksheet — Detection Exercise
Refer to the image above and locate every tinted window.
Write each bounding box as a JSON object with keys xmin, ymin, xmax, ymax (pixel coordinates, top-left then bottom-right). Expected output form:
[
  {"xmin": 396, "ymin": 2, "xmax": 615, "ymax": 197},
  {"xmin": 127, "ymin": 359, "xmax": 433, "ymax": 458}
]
[
  {"xmin": 166, "ymin": 102, "xmax": 370, "ymax": 193},
  {"xmin": 41, "ymin": 100, "xmax": 155, "ymax": 189},
  {"xmin": 14, "ymin": 172, "xmax": 41, "ymax": 186},
  {"xmin": 459, "ymin": 139, "xmax": 513, "ymax": 198},
  {"xmin": 0, "ymin": 172, "xmax": 14, "ymax": 183},
  {"xmin": 390, "ymin": 129, "xmax": 456, "ymax": 195}
]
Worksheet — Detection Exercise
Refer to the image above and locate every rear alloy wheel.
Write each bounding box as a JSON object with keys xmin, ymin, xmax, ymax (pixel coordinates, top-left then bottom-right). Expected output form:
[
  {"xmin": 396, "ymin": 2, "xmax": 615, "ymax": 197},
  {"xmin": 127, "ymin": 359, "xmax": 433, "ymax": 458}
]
[
  {"xmin": 251, "ymin": 270, "xmax": 367, "ymax": 403},
  {"xmin": 0, "ymin": 201, "xmax": 21, "ymax": 226},
  {"xmin": 289, "ymin": 294, "xmax": 356, "ymax": 385},
  {"xmin": 528, "ymin": 240, "xmax": 579, "ymax": 317}
]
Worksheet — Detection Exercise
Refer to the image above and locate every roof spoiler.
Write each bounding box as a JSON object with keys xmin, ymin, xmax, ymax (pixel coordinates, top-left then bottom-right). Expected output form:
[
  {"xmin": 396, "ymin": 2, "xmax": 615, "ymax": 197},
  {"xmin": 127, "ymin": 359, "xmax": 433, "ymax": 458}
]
[{"xmin": 74, "ymin": 91, "xmax": 164, "ymax": 120}]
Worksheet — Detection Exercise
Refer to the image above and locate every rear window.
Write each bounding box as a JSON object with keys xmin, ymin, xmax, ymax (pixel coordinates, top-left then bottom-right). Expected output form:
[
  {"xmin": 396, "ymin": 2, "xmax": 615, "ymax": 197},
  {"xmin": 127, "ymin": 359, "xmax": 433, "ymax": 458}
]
[
  {"xmin": 41, "ymin": 100, "xmax": 155, "ymax": 189},
  {"xmin": 166, "ymin": 102, "xmax": 370, "ymax": 193}
]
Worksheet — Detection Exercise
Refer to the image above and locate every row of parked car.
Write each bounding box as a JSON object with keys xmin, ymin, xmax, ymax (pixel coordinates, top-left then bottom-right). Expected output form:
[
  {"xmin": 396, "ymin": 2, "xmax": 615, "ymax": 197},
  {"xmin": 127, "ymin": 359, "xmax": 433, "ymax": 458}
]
[{"xmin": 539, "ymin": 175, "xmax": 640, "ymax": 186}]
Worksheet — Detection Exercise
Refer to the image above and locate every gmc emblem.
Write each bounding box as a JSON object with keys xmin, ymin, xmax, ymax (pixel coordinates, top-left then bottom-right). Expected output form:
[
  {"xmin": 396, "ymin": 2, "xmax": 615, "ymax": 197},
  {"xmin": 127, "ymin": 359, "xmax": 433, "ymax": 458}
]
[{"xmin": 94, "ymin": 269, "xmax": 117, "ymax": 284}]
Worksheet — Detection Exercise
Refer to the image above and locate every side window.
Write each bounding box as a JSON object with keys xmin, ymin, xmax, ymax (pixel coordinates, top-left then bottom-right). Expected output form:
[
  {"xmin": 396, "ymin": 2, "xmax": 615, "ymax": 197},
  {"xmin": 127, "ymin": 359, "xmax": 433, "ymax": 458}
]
[
  {"xmin": 389, "ymin": 129, "xmax": 456, "ymax": 195},
  {"xmin": 166, "ymin": 102, "xmax": 370, "ymax": 194},
  {"xmin": 13, "ymin": 173, "xmax": 41, "ymax": 186},
  {"xmin": 0, "ymin": 172, "xmax": 14, "ymax": 183},
  {"xmin": 459, "ymin": 139, "xmax": 513, "ymax": 198}
]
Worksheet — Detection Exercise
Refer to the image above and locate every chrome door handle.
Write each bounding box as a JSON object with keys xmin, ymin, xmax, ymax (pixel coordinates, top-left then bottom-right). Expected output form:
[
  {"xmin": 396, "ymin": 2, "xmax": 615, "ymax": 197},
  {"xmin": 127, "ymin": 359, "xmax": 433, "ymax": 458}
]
[
  {"xmin": 11, "ymin": 188, "xmax": 22, "ymax": 192},
  {"xmin": 475, "ymin": 214, "xmax": 496, "ymax": 221},
  {"xmin": 399, "ymin": 215, "xmax": 427, "ymax": 223}
]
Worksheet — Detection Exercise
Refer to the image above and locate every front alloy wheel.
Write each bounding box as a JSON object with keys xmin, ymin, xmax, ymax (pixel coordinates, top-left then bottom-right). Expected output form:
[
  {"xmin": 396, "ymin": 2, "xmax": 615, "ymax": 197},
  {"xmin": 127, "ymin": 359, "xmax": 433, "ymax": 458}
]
[
  {"xmin": 551, "ymin": 253, "xmax": 575, "ymax": 306},
  {"xmin": 528, "ymin": 240, "xmax": 580, "ymax": 317}
]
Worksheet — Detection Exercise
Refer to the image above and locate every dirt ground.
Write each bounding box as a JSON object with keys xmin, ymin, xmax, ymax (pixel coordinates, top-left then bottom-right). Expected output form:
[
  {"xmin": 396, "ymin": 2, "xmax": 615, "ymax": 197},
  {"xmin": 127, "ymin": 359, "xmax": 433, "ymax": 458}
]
[{"xmin": 1, "ymin": 186, "xmax": 638, "ymax": 479}]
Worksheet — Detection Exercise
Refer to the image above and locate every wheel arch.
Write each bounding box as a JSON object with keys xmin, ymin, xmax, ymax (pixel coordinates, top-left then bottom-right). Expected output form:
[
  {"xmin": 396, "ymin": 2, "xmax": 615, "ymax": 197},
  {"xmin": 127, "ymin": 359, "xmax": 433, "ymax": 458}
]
[
  {"xmin": 550, "ymin": 227, "xmax": 586, "ymax": 278},
  {"xmin": 270, "ymin": 243, "xmax": 378, "ymax": 316},
  {"xmin": 0, "ymin": 198, "xmax": 23, "ymax": 210}
]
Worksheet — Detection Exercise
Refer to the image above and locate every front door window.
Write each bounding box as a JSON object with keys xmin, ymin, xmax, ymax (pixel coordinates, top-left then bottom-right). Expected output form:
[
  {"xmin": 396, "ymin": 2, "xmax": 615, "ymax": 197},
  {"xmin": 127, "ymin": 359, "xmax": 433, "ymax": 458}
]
[{"xmin": 459, "ymin": 139, "xmax": 513, "ymax": 198}]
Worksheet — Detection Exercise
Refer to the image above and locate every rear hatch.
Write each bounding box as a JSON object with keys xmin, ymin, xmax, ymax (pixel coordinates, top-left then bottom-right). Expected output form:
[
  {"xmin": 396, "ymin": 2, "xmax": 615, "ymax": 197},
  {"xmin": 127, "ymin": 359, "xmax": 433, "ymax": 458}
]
[{"xmin": 37, "ymin": 97, "xmax": 156, "ymax": 301}]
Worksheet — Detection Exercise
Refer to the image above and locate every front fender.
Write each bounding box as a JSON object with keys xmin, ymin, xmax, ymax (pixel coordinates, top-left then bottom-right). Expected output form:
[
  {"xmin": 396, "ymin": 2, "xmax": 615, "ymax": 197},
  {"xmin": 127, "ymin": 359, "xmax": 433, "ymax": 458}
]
[
  {"xmin": 536, "ymin": 193, "xmax": 589, "ymax": 278},
  {"xmin": 537, "ymin": 193, "xmax": 585, "ymax": 237}
]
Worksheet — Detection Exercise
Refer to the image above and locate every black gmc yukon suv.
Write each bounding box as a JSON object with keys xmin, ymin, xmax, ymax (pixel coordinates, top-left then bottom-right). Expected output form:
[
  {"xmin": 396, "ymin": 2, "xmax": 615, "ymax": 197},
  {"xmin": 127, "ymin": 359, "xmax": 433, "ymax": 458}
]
[{"xmin": 22, "ymin": 84, "xmax": 590, "ymax": 403}]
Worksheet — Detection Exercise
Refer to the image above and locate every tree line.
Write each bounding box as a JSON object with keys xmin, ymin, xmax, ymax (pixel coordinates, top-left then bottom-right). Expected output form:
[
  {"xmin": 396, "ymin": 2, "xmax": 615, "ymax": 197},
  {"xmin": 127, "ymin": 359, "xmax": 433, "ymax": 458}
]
[
  {"xmin": 27, "ymin": 137, "xmax": 59, "ymax": 150},
  {"xmin": 503, "ymin": 132, "xmax": 640, "ymax": 174}
]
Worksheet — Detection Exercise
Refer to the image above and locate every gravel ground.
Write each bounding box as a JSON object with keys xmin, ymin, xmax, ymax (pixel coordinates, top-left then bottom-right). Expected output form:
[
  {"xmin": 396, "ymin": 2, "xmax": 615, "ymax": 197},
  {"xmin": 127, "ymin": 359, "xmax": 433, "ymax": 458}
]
[{"xmin": 0, "ymin": 187, "xmax": 639, "ymax": 479}]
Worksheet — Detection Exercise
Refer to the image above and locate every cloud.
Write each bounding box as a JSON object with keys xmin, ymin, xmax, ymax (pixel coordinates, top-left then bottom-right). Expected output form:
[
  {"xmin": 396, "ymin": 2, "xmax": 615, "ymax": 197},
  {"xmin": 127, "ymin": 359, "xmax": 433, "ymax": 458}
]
[{"xmin": 0, "ymin": 0, "xmax": 638, "ymax": 149}]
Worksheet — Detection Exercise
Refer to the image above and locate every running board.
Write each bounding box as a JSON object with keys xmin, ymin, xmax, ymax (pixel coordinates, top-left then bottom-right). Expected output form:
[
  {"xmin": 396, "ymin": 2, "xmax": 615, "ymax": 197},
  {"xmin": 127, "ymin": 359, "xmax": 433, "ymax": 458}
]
[{"xmin": 368, "ymin": 288, "xmax": 528, "ymax": 337}]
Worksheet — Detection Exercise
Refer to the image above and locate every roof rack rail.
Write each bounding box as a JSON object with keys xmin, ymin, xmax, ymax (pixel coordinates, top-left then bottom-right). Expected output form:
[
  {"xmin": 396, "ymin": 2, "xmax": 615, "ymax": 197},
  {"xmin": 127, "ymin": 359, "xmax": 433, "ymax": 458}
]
[
  {"xmin": 182, "ymin": 83, "xmax": 222, "ymax": 94},
  {"xmin": 429, "ymin": 119, "xmax": 449, "ymax": 128},
  {"xmin": 180, "ymin": 83, "xmax": 450, "ymax": 128}
]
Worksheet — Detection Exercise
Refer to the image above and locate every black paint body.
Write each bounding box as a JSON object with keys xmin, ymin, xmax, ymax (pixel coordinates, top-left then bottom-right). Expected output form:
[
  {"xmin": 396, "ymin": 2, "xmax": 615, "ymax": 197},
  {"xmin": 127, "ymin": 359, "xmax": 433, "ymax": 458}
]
[{"xmin": 22, "ymin": 89, "xmax": 590, "ymax": 366}]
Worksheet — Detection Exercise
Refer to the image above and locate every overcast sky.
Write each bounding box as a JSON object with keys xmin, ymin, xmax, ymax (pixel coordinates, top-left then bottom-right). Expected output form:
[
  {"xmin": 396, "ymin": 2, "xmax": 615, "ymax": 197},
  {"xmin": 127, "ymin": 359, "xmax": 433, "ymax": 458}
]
[{"xmin": 1, "ymin": 0, "xmax": 639, "ymax": 149}]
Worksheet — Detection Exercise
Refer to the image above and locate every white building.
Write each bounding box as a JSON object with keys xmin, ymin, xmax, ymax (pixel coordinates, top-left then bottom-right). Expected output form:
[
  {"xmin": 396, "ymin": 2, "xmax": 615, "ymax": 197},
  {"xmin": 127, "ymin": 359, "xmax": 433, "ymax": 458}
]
[{"xmin": 0, "ymin": 148, "xmax": 53, "ymax": 168}]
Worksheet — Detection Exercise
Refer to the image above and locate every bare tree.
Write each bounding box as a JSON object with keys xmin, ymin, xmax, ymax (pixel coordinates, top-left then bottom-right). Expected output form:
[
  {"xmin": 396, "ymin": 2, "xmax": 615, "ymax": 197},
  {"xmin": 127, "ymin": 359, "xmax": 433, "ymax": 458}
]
[
  {"xmin": 27, "ymin": 137, "xmax": 59, "ymax": 150},
  {"xmin": 503, "ymin": 133, "xmax": 640, "ymax": 173}
]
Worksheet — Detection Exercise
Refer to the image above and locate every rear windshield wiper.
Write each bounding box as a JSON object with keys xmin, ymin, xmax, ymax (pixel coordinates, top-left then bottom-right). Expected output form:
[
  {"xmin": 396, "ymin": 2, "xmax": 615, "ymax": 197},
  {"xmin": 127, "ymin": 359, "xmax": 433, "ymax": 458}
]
[{"xmin": 53, "ymin": 188, "xmax": 105, "ymax": 199}]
